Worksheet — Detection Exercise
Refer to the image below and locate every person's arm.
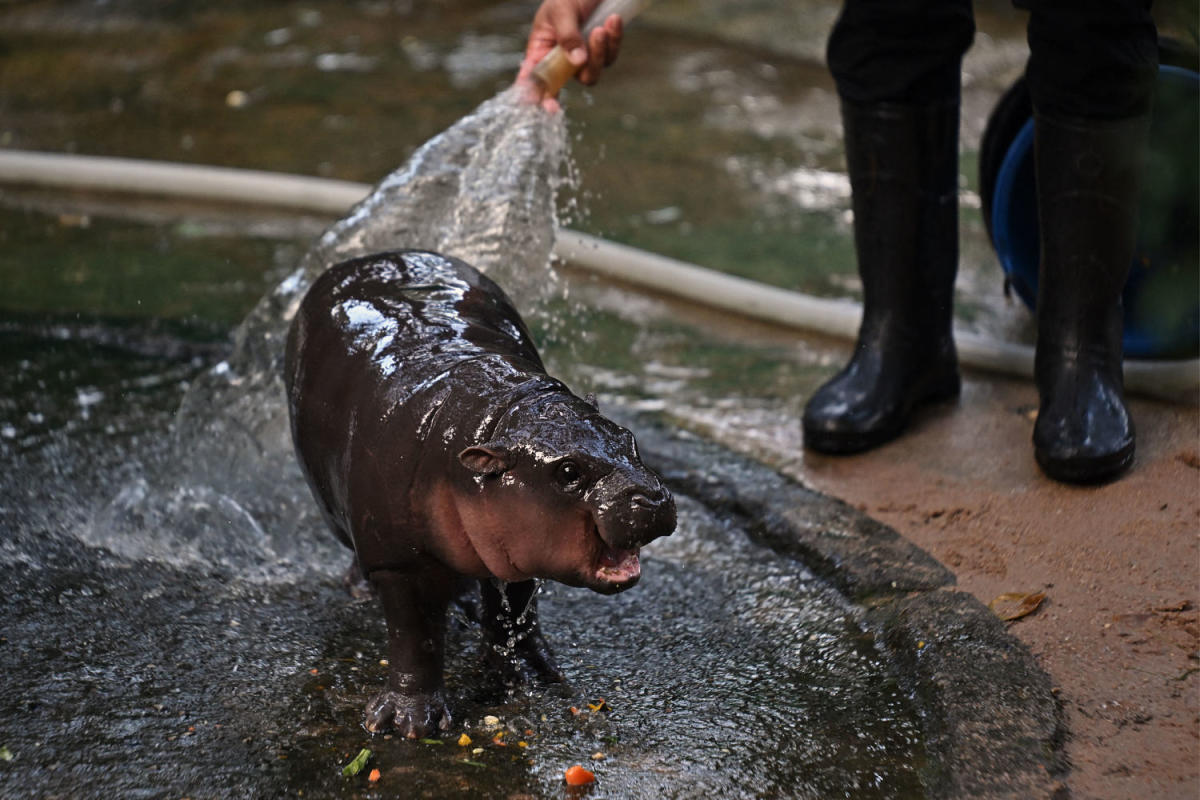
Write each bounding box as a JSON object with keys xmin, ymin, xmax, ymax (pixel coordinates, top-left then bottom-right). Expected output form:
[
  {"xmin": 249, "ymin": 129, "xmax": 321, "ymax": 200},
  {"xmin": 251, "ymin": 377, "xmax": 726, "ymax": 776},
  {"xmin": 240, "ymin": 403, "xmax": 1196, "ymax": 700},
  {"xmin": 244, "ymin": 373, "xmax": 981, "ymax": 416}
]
[{"xmin": 517, "ymin": 0, "xmax": 623, "ymax": 110}]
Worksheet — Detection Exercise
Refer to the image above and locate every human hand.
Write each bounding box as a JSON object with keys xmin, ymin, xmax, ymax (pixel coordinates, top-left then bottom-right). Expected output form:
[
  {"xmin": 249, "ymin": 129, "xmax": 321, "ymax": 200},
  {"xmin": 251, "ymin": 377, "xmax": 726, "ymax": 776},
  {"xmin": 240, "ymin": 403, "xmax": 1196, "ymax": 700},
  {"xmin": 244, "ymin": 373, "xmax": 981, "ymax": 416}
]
[{"xmin": 516, "ymin": 0, "xmax": 624, "ymax": 111}]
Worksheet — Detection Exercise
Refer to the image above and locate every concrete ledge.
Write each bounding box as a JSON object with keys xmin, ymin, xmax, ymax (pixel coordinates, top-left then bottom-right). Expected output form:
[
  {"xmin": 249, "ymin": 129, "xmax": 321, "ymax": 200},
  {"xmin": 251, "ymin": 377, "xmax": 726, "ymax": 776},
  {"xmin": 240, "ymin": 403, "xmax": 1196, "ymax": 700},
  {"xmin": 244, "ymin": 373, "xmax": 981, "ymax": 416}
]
[
  {"xmin": 872, "ymin": 590, "xmax": 1068, "ymax": 800},
  {"xmin": 629, "ymin": 418, "xmax": 1069, "ymax": 800}
]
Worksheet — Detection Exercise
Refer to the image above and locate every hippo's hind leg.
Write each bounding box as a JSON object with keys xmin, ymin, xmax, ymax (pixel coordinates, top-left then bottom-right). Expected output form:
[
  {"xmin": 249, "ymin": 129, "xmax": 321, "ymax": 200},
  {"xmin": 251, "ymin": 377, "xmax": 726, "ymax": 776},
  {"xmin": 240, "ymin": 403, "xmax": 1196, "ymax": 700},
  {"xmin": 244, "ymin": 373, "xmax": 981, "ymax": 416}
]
[
  {"xmin": 322, "ymin": 517, "xmax": 373, "ymax": 600},
  {"xmin": 341, "ymin": 557, "xmax": 374, "ymax": 600},
  {"xmin": 479, "ymin": 579, "xmax": 565, "ymax": 689},
  {"xmin": 364, "ymin": 568, "xmax": 454, "ymax": 738}
]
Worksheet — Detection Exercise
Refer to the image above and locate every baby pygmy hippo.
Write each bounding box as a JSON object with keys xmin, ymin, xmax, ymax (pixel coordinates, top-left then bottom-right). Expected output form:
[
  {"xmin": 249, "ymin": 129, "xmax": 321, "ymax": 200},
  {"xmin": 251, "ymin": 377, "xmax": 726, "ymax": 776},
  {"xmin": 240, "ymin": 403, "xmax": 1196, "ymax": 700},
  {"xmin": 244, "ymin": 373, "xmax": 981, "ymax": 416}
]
[{"xmin": 284, "ymin": 250, "xmax": 676, "ymax": 737}]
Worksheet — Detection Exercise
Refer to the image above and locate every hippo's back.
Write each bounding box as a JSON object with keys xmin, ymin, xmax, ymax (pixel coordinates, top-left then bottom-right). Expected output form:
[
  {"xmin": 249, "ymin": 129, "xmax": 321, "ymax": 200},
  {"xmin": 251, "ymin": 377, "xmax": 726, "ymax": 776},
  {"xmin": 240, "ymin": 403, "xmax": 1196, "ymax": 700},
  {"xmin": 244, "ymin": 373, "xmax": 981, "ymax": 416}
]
[
  {"xmin": 288, "ymin": 250, "xmax": 542, "ymax": 385},
  {"xmin": 284, "ymin": 250, "xmax": 547, "ymax": 545}
]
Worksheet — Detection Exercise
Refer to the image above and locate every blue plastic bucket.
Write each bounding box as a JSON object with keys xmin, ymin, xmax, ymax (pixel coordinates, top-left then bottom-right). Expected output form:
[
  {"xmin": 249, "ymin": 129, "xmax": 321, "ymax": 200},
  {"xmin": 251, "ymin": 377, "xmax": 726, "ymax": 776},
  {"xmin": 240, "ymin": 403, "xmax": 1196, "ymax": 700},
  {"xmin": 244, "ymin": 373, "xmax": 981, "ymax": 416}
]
[{"xmin": 990, "ymin": 64, "xmax": 1200, "ymax": 359}]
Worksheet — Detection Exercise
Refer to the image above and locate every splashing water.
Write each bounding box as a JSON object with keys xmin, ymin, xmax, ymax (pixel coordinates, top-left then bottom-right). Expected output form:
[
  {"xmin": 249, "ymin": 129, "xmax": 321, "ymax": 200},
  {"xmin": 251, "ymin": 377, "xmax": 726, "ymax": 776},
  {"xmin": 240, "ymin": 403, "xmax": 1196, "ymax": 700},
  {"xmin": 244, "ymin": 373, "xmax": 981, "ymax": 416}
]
[{"xmin": 83, "ymin": 86, "xmax": 573, "ymax": 578}]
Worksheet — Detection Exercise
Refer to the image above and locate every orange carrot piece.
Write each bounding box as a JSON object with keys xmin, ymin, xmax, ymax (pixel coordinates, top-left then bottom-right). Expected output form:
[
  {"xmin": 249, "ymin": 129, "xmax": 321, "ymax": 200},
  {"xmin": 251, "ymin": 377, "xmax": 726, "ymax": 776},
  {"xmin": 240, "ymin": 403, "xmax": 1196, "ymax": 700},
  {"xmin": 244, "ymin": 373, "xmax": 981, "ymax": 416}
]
[{"xmin": 564, "ymin": 765, "xmax": 596, "ymax": 786}]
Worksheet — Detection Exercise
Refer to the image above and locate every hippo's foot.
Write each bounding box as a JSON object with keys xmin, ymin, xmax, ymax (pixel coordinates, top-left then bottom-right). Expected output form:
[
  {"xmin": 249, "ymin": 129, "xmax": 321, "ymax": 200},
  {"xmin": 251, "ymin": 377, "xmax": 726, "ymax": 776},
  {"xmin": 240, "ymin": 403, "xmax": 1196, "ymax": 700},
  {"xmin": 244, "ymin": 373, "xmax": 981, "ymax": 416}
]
[
  {"xmin": 342, "ymin": 560, "xmax": 373, "ymax": 601},
  {"xmin": 484, "ymin": 629, "xmax": 566, "ymax": 690},
  {"xmin": 363, "ymin": 688, "xmax": 451, "ymax": 738}
]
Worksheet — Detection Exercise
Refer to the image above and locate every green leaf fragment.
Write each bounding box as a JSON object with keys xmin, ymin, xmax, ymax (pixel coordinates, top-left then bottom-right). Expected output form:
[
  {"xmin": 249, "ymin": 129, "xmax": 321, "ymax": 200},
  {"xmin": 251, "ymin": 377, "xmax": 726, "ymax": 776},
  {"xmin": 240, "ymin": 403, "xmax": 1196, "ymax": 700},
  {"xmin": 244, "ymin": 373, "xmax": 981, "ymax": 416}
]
[
  {"xmin": 460, "ymin": 759, "xmax": 487, "ymax": 768},
  {"xmin": 0, "ymin": 747, "xmax": 12, "ymax": 762},
  {"xmin": 341, "ymin": 748, "xmax": 372, "ymax": 777},
  {"xmin": 418, "ymin": 738, "xmax": 443, "ymax": 745}
]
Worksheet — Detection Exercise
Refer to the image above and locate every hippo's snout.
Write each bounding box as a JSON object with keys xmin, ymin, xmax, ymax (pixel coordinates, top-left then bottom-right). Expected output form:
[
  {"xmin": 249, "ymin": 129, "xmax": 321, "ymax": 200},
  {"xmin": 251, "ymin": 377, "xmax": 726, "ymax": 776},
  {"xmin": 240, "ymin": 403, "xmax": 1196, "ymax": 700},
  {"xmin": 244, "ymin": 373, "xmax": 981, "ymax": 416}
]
[
  {"xmin": 631, "ymin": 488, "xmax": 665, "ymax": 509},
  {"xmin": 632, "ymin": 485, "xmax": 675, "ymax": 540},
  {"xmin": 597, "ymin": 478, "xmax": 676, "ymax": 552}
]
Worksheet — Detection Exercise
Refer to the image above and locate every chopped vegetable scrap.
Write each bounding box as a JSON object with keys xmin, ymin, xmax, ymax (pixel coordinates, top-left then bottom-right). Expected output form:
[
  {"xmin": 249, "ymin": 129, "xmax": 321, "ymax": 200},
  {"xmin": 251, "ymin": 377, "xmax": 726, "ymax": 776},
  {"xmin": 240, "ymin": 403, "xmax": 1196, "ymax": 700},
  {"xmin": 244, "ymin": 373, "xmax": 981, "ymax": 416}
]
[
  {"xmin": 0, "ymin": 747, "xmax": 12, "ymax": 762},
  {"xmin": 457, "ymin": 733, "xmax": 472, "ymax": 747},
  {"xmin": 341, "ymin": 748, "xmax": 372, "ymax": 778},
  {"xmin": 367, "ymin": 768, "xmax": 381, "ymax": 783},
  {"xmin": 564, "ymin": 764, "xmax": 596, "ymax": 786},
  {"xmin": 570, "ymin": 699, "xmax": 610, "ymax": 718}
]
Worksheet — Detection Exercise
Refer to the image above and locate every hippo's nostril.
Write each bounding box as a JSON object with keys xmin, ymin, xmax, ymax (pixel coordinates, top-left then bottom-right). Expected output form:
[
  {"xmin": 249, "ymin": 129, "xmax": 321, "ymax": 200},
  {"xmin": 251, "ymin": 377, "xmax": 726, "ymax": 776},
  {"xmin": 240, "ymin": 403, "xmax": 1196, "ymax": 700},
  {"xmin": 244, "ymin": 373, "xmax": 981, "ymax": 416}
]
[{"xmin": 631, "ymin": 492, "xmax": 656, "ymax": 509}]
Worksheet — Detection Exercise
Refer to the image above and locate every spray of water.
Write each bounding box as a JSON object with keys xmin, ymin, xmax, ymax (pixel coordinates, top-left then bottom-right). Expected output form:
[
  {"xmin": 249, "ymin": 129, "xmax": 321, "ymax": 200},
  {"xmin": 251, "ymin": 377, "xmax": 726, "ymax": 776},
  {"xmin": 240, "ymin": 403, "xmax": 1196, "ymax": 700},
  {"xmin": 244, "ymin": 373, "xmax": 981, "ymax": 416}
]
[{"xmin": 83, "ymin": 86, "xmax": 577, "ymax": 579}]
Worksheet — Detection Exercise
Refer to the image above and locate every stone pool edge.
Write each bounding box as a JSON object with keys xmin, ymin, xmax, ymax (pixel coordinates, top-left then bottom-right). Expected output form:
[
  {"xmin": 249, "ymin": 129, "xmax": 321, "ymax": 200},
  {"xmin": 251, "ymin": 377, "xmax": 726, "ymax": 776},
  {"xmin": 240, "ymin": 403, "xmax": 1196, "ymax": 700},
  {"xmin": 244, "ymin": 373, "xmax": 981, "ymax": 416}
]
[{"xmin": 626, "ymin": 417, "xmax": 1069, "ymax": 800}]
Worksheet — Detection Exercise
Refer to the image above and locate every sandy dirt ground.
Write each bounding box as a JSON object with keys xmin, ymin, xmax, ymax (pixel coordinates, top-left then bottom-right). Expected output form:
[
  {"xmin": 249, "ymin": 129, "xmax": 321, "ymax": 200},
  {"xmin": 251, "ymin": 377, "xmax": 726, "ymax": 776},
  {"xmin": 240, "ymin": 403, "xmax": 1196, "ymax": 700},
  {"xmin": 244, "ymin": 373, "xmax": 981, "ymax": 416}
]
[{"xmin": 789, "ymin": 369, "xmax": 1199, "ymax": 800}]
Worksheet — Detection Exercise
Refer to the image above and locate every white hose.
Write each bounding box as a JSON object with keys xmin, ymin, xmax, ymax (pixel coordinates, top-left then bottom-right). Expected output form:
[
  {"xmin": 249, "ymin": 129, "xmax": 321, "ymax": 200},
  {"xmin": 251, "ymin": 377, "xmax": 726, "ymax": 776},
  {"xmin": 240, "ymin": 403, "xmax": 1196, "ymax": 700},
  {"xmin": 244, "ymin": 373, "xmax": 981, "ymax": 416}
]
[
  {"xmin": 0, "ymin": 150, "xmax": 367, "ymax": 214},
  {"xmin": 1, "ymin": 149, "xmax": 1195, "ymax": 403}
]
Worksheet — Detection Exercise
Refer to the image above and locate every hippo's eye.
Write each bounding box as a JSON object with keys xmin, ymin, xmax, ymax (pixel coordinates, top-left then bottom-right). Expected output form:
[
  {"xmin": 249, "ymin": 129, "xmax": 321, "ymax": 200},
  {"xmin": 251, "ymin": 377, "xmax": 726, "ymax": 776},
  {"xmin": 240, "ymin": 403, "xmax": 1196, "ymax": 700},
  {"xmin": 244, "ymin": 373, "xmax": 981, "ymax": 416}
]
[{"xmin": 555, "ymin": 460, "xmax": 584, "ymax": 490}]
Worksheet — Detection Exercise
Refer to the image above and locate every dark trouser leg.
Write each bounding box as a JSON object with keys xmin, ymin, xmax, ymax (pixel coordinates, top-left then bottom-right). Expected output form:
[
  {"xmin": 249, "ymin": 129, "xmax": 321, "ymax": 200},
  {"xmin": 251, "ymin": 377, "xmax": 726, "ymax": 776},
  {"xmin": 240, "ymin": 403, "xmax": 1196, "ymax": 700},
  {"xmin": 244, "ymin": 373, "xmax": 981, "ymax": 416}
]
[
  {"xmin": 1022, "ymin": 0, "xmax": 1157, "ymax": 482},
  {"xmin": 804, "ymin": 0, "xmax": 972, "ymax": 453}
]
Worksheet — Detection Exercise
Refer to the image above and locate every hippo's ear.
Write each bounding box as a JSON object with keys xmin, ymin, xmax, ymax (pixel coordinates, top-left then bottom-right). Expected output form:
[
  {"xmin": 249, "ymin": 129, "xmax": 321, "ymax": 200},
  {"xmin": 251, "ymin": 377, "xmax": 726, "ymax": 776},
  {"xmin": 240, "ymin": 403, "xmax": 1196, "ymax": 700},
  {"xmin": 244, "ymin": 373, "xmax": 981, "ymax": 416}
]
[
  {"xmin": 584, "ymin": 392, "xmax": 599, "ymax": 412},
  {"xmin": 458, "ymin": 444, "xmax": 515, "ymax": 475}
]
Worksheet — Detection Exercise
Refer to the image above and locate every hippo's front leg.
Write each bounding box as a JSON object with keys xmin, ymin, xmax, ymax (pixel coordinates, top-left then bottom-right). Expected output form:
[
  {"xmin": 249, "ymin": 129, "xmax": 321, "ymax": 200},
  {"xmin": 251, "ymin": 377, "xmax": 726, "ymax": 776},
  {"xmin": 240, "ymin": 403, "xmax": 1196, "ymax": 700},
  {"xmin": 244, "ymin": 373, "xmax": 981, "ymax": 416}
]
[
  {"xmin": 480, "ymin": 579, "xmax": 565, "ymax": 688},
  {"xmin": 364, "ymin": 568, "xmax": 453, "ymax": 737}
]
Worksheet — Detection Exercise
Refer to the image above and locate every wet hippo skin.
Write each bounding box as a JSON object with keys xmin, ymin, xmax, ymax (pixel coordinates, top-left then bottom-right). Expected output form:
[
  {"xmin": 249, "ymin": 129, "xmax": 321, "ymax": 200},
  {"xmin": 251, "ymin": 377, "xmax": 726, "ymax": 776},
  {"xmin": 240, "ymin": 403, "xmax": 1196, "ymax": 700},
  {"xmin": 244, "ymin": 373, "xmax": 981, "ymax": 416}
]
[{"xmin": 284, "ymin": 250, "xmax": 676, "ymax": 737}]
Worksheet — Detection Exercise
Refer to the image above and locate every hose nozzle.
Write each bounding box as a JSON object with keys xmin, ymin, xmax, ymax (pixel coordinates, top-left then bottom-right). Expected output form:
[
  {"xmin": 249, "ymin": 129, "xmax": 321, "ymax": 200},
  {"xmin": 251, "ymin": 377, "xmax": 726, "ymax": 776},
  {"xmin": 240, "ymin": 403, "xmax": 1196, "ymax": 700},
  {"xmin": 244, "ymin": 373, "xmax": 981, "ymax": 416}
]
[{"xmin": 528, "ymin": 0, "xmax": 648, "ymax": 97}]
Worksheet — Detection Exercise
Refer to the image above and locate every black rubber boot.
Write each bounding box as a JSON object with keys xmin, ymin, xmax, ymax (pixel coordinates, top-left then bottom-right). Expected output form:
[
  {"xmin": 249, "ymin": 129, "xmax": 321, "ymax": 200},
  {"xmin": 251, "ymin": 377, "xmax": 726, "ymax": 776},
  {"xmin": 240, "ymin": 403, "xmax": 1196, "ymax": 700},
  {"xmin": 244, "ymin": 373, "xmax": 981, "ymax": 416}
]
[
  {"xmin": 1031, "ymin": 113, "xmax": 1150, "ymax": 483},
  {"xmin": 803, "ymin": 101, "xmax": 962, "ymax": 454}
]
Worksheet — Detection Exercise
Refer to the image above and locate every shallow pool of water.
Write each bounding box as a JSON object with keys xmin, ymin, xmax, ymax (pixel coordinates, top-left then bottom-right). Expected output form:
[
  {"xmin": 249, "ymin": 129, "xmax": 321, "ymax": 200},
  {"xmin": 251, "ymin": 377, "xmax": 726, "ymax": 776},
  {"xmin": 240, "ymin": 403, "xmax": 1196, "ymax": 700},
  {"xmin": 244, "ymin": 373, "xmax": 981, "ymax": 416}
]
[{"xmin": 0, "ymin": 221, "xmax": 927, "ymax": 795}]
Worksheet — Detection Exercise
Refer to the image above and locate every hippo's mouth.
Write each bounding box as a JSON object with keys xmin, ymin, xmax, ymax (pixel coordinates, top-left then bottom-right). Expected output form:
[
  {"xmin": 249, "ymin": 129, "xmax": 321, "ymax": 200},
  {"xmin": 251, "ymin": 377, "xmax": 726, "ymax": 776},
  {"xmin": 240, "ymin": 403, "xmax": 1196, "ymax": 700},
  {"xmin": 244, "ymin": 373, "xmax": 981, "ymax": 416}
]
[
  {"xmin": 591, "ymin": 518, "xmax": 641, "ymax": 590},
  {"xmin": 597, "ymin": 544, "xmax": 640, "ymax": 582}
]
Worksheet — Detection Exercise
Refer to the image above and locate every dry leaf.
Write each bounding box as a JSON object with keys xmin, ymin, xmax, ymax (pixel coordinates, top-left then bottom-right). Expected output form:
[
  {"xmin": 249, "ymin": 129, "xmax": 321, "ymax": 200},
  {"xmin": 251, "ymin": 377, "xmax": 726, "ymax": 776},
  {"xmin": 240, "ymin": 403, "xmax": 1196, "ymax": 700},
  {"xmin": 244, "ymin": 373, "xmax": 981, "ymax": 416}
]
[{"xmin": 990, "ymin": 591, "xmax": 1046, "ymax": 621}]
